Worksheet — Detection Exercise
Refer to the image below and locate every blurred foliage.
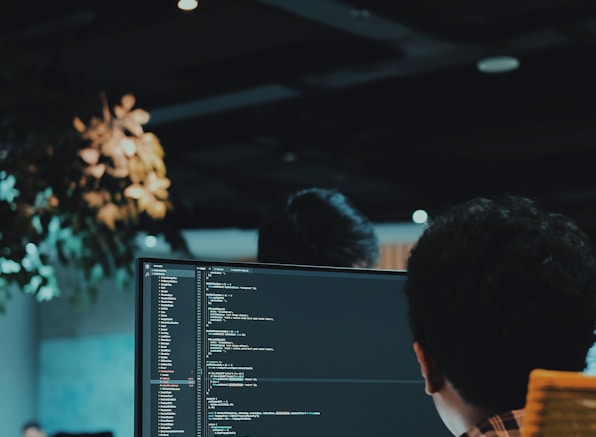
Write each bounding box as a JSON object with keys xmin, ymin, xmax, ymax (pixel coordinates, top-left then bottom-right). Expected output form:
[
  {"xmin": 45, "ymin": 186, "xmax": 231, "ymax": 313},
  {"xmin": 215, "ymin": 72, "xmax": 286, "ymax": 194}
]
[{"xmin": 0, "ymin": 61, "xmax": 189, "ymax": 313}]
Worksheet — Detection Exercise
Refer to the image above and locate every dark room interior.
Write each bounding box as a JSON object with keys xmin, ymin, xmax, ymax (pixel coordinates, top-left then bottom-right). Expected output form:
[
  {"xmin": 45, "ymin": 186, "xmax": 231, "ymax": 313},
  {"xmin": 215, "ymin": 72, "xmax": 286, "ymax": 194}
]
[
  {"xmin": 4, "ymin": 0, "xmax": 596, "ymax": 236},
  {"xmin": 3, "ymin": 2, "xmax": 596, "ymax": 437}
]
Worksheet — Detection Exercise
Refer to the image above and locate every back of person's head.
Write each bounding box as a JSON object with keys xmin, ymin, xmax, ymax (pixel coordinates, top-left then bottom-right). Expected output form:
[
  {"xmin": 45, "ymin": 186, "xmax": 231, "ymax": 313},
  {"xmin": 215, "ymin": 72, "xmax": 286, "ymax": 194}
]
[
  {"xmin": 405, "ymin": 195, "xmax": 596, "ymax": 413},
  {"xmin": 22, "ymin": 421, "xmax": 46, "ymax": 437},
  {"xmin": 257, "ymin": 187, "xmax": 379, "ymax": 267}
]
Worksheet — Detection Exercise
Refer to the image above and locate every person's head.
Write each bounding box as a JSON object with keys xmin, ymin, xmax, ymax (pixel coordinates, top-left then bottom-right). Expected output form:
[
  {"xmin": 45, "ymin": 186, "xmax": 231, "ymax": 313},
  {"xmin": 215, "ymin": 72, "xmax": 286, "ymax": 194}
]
[
  {"xmin": 22, "ymin": 421, "xmax": 46, "ymax": 437},
  {"xmin": 257, "ymin": 187, "xmax": 379, "ymax": 268},
  {"xmin": 405, "ymin": 196, "xmax": 596, "ymax": 433}
]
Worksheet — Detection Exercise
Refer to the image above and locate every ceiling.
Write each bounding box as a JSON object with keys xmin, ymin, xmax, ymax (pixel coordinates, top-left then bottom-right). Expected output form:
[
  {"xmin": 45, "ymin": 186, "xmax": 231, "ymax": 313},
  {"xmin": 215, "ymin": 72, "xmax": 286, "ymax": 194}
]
[{"xmin": 4, "ymin": 0, "xmax": 596, "ymax": 241}]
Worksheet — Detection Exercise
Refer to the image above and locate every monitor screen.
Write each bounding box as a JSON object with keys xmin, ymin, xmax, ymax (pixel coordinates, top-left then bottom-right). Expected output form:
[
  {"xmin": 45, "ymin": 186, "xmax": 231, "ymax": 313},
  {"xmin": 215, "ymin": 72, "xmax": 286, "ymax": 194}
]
[{"xmin": 134, "ymin": 257, "xmax": 449, "ymax": 437}]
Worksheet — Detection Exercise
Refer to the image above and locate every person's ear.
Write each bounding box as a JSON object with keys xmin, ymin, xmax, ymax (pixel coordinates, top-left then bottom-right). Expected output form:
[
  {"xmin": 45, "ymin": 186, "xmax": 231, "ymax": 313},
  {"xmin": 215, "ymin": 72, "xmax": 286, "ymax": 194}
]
[{"xmin": 413, "ymin": 341, "xmax": 444, "ymax": 394}]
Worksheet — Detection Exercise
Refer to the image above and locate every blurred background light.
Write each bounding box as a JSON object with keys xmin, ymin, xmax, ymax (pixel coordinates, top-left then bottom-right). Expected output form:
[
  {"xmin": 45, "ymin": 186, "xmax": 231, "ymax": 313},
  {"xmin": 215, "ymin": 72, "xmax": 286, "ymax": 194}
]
[
  {"xmin": 412, "ymin": 209, "xmax": 428, "ymax": 224},
  {"xmin": 144, "ymin": 235, "xmax": 158, "ymax": 248},
  {"xmin": 178, "ymin": 0, "xmax": 198, "ymax": 11},
  {"xmin": 477, "ymin": 55, "xmax": 520, "ymax": 73}
]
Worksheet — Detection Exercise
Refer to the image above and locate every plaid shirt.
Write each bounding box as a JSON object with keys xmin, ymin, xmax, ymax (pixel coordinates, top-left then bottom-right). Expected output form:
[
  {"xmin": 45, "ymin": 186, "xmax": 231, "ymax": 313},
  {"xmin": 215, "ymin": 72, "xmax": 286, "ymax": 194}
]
[{"xmin": 460, "ymin": 409, "xmax": 524, "ymax": 437}]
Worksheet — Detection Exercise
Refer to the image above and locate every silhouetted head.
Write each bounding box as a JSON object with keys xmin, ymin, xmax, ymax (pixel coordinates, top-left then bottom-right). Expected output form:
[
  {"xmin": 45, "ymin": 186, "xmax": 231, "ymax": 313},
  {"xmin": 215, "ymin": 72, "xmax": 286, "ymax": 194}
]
[
  {"xmin": 257, "ymin": 187, "xmax": 379, "ymax": 267},
  {"xmin": 405, "ymin": 195, "xmax": 596, "ymax": 414}
]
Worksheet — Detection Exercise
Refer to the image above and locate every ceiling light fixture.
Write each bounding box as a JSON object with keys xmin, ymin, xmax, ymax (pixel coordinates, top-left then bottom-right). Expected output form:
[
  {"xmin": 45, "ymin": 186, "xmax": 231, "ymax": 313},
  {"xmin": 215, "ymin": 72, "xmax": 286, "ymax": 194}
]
[
  {"xmin": 477, "ymin": 55, "xmax": 520, "ymax": 74},
  {"xmin": 178, "ymin": 0, "xmax": 198, "ymax": 11},
  {"xmin": 412, "ymin": 209, "xmax": 428, "ymax": 224}
]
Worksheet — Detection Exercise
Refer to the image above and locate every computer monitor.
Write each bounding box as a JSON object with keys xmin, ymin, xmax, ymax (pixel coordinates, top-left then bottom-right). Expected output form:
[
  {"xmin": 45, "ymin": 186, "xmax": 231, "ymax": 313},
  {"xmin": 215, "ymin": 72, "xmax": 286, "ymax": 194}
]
[{"xmin": 134, "ymin": 257, "xmax": 449, "ymax": 437}]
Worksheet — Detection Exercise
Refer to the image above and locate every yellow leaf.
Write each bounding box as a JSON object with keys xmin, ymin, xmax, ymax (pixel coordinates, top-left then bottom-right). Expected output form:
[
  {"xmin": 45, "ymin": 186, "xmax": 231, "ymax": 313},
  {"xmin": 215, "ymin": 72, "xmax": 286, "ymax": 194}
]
[
  {"xmin": 79, "ymin": 148, "xmax": 100, "ymax": 165},
  {"xmin": 101, "ymin": 137, "xmax": 117, "ymax": 156},
  {"xmin": 153, "ymin": 158, "xmax": 167, "ymax": 177},
  {"xmin": 153, "ymin": 189, "xmax": 169, "ymax": 200},
  {"xmin": 141, "ymin": 132, "xmax": 157, "ymax": 143},
  {"xmin": 111, "ymin": 147, "xmax": 128, "ymax": 166},
  {"xmin": 123, "ymin": 119, "xmax": 144, "ymax": 137},
  {"xmin": 114, "ymin": 105, "xmax": 126, "ymax": 119},
  {"xmin": 97, "ymin": 203, "xmax": 120, "ymax": 230},
  {"xmin": 136, "ymin": 149, "xmax": 154, "ymax": 171},
  {"xmin": 73, "ymin": 117, "xmax": 87, "ymax": 132},
  {"xmin": 127, "ymin": 159, "xmax": 146, "ymax": 183},
  {"xmin": 86, "ymin": 164, "xmax": 106, "ymax": 179},
  {"xmin": 121, "ymin": 94, "xmax": 136, "ymax": 110},
  {"xmin": 49, "ymin": 195, "xmax": 59, "ymax": 208},
  {"xmin": 147, "ymin": 200, "xmax": 167, "ymax": 219},
  {"xmin": 121, "ymin": 138, "xmax": 137, "ymax": 157},
  {"xmin": 146, "ymin": 134, "xmax": 165, "ymax": 157},
  {"xmin": 130, "ymin": 108, "xmax": 150, "ymax": 125},
  {"xmin": 147, "ymin": 172, "xmax": 171, "ymax": 195},
  {"xmin": 124, "ymin": 184, "xmax": 145, "ymax": 199},
  {"xmin": 136, "ymin": 191, "xmax": 154, "ymax": 213},
  {"xmin": 107, "ymin": 165, "xmax": 129, "ymax": 179}
]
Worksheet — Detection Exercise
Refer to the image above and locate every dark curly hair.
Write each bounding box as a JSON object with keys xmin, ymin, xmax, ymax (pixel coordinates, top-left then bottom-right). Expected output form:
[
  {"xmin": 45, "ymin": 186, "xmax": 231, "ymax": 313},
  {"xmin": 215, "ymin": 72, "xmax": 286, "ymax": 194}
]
[
  {"xmin": 257, "ymin": 187, "xmax": 379, "ymax": 267},
  {"xmin": 405, "ymin": 196, "xmax": 596, "ymax": 413}
]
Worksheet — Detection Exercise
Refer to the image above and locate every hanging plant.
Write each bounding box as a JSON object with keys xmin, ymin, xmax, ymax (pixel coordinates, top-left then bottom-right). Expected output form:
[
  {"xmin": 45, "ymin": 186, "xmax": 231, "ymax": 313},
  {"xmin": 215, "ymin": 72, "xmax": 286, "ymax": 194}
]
[
  {"xmin": 74, "ymin": 92, "xmax": 172, "ymax": 229},
  {"xmin": 0, "ymin": 64, "xmax": 189, "ymax": 313}
]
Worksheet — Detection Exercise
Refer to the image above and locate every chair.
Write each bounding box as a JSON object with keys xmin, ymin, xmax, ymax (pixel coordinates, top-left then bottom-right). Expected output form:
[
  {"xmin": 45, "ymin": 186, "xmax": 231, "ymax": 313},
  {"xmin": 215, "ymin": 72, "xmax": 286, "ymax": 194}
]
[{"xmin": 522, "ymin": 368, "xmax": 596, "ymax": 436}]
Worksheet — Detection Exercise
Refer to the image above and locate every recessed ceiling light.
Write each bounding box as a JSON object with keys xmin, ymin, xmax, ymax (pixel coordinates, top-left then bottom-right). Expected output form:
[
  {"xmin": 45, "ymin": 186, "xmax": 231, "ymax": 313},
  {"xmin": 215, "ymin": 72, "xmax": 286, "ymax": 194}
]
[
  {"xmin": 178, "ymin": 0, "xmax": 198, "ymax": 11},
  {"xmin": 477, "ymin": 55, "xmax": 520, "ymax": 74},
  {"xmin": 412, "ymin": 209, "xmax": 428, "ymax": 224}
]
